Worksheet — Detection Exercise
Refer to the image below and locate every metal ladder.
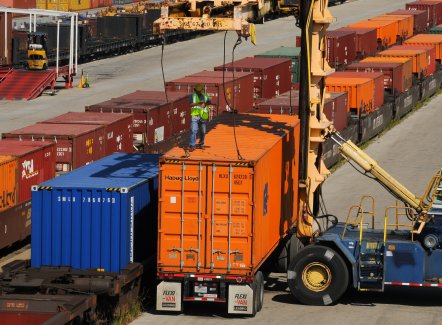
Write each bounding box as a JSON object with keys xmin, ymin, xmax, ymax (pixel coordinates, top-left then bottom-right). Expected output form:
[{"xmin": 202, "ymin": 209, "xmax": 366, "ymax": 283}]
[{"xmin": 358, "ymin": 240, "xmax": 385, "ymax": 292}]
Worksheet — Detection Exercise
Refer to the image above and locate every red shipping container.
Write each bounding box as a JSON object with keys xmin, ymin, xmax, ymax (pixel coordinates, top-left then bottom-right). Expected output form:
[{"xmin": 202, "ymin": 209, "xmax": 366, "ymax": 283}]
[
  {"xmin": 2, "ymin": 124, "xmax": 106, "ymax": 174},
  {"xmin": 336, "ymin": 27, "xmax": 378, "ymax": 59},
  {"xmin": 0, "ymin": 140, "xmax": 56, "ymax": 204},
  {"xmin": 255, "ymin": 91, "xmax": 348, "ymax": 132},
  {"xmin": 0, "ymin": 0, "xmax": 35, "ymax": 8},
  {"xmin": 214, "ymin": 57, "xmax": 292, "ymax": 99},
  {"xmin": 330, "ymin": 71, "xmax": 385, "ymax": 110},
  {"xmin": 183, "ymin": 70, "xmax": 255, "ymax": 113},
  {"xmin": 324, "ymin": 92, "xmax": 349, "ymax": 132},
  {"xmin": 165, "ymin": 74, "xmax": 254, "ymax": 116},
  {"xmin": 326, "ymin": 30, "xmax": 357, "ymax": 66},
  {"xmin": 86, "ymin": 91, "xmax": 190, "ymax": 146},
  {"xmin": 391, "ymin": 44, "xmax": 437, "ymax": 75},
  {"xmin": 387, "ymin": 9, "xmax": 429, "ymax": 34},
  {"xmin": 91, "ymin": 0, "xmax": 111, "ymax": 8},
  {"xmin": 345, "ymin": 61, "xmax": 412, "ymax": 93},
  {"xmin": 406, "ymin": 1, "xmax": 442, "ymax": 27},
  {"xmin": 255, "ymin": 91, "xmax": 299, "ymax": 115},
  {"xmin": 41, "ymin": 112, "xmax": 134, "ymax": 155}
]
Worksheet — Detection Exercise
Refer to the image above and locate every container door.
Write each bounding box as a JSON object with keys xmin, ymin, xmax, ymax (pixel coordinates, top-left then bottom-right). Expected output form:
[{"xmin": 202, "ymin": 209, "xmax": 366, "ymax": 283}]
[
  {"xmin": 158, "ymin": 162, "xmax": 207, "ymax": 272},
  {"xmin": 205, "ymin": 164, "xmax": 253, "ymax": 273}
]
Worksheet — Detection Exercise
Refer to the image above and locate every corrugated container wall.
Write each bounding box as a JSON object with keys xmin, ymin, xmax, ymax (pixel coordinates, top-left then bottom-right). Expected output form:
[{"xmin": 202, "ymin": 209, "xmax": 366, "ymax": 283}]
[
  {"xmin": 255, "ymin": 47, "xmax": 301, "ymax": 83},
  {"xmin": 2, "ymin": 124, "xmax": 106, "ymax": 174},
  {"xmin": 347, "ymin": 20, "xmax": 398, "ymax": 47},
  {"xmin": 370, "ymin": 15, "xmax": 414, "ymax": 41},
  {"xmin": 183, "ymin": 70, "xmax": 255, "ymax": 113},
  {"xmin": 387, "ymin": 10, "xmax": 428, "ymax": 34},
  {"xmin": 325, "ymin": 76, "xmax": 374, "ymax": 115},
  {"xmin": 336, "ymin": 27, "xmax": 378, "ymax": 59},
  {"xmin": 326, "ymin": 30, "xmax": 357, "ymax": 67},
  {"xmin": 378, "ymin": 48, "xmax": 429, "ymax": 76},
  {"xmin": 31, "ymin": 153, "xmax": 160, "ymax": 273},
  {"xmin": 158, "ymin": 114, "xmax": 300, "ymax": 275},
  {"xmin": 41, "ymin": 112, "xmax": 134, "ymax": 155},
  {"xmin": 86, "ymin": 91, "xmax": 190, "ymax": 147},
  {"xmin": 68, "ymin": 0, "xmax": 91, "ymax": 10},
  {"xmin": 255, "ymin": 91, "xmax": 348, "ymax": 132},
  {"xmin": 36, "ymin": 0, "xmax": 47, "ymax": 8},
  {"xmin": 0, "ymin": 156, "xmax": 17, "ymax": 213},
  {"xmin": 406, "ymin": 1, "xmax": 442, "ymax": 27},
  {"xmin": 47, "ymin": 0, "xmax": 68, "ymax": 11},
  {"xmin": 0, "ymin": 0, "xmax": 35, "ymax": 8},
  {"xmin": 330, "ymin": 71, "xmax": 384, "ymax": 110},
  {"xmin": 345, "ymin": 61, "xmax": 412, "ymax": 93},
  {"xmin": 396, "ymin": 45, "xmax": 436, "ymax": 75},
  {"xmin": 165, "ymin": 75, "xmax": 252, "ymax": 116},
  {"xmin": 214, "ymin": 57, "xmax": 292, "ymax": 99},
  {"xmin": 404, "ymin": 34, "xmax": 442, "ymax": 61},
  {"xmin": 0, "ymin": 13, "xmax": 12, "ymax": 65},
  {"xmin": 0, "ymin": 140, "xmax": 56, "ymax": 205}
]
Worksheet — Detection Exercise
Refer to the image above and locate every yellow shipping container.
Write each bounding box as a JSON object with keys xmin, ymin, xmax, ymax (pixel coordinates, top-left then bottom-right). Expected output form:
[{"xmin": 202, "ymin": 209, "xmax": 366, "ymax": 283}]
[
  {"xmin": 0, "ymin": 155, "xmax": 18, "ymax": 213},
  {"xmin": 47, "ymin": 0, "xmax": 69, "ymax": 10},
  {"xmin": 69, "ymin": 0, "xmax": 91, "ymax": 11},
  {"xmin": 36, "ymin": 0, "xmax": 47, "ymax": 9}
]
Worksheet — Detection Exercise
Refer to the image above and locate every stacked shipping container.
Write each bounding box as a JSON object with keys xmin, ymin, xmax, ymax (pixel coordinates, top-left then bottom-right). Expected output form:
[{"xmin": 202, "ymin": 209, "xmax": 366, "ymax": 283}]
[
  {"xmin": 86, "ymin": 91, "xmax": 190, "ymax": 147},
  {"xmin": 40, "ymin": 112, "xmax": 134, "ymax": 155},
  {"xmin": 214, "ymin": 57, "xmax": 292, "ymax": 99},
  {"xmin": 166, "ymin": 70, "xmax": 255, "ymax": 115},
  {"xmin": 2, "ymin": 124, "xmax": 106, "ymax": 174},
  {"xmin": 0, "ymin": 140, "xmax": 56, "ymax": 249},
  {"xmin": 31, "ymin": 153, "xmax": 160, "ymax": 272}
]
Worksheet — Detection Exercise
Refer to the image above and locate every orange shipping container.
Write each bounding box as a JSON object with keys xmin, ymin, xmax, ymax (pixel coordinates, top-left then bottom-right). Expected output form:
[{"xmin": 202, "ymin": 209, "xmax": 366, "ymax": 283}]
[
  {"xmin": 405, "ymin": 34, "xmax": 442, "ymax": 61},
  {"xmin": 370, "ymin": 15, "xmax": 414, "ymax": 40},
  {"xmin": 0, "ymin": 155, "xmax": 17, "ymax": 212},
  {"xmin": 396, "ymin": 45, "xmax": 437, "ymax": 75},
  {"xmin": 157, "ymin": 113, "xmax": 300, "ymax": 276},
  {"xmin": 347, "ymin": 20, "xmax": 398, "ymax": 47},
  {"xmin": 68, "ymin": 0, "xmax": 90, "ymax": 10},
  {"xmin": 325, "ymin": 76, "xmax": 374, "ymax": 115},
  {"xmin": 378, "ymin": 48, "xmax": 428, "ymax": 76}
]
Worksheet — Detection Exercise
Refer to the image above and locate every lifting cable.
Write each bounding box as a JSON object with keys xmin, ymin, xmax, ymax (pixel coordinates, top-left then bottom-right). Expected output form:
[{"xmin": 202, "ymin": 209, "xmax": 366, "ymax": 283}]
[{"xmin": 222, "ymin": 31, "xmax": 244, "ymax": 161}]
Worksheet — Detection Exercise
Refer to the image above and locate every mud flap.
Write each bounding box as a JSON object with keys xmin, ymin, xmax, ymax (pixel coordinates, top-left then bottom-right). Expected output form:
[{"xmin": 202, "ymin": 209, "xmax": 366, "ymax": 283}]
[
  {"xmin": 227, "ymin": 284, "xmax": 254, "ymax": 314},
  {"xmin": 156, "ymin": 281, "xmax": 182, "ymax": 312}
]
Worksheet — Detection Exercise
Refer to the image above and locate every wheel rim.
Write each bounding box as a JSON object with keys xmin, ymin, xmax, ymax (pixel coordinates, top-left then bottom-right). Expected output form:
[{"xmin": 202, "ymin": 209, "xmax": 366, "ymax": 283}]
[{"xmin": 301, "ymin": 262, "xmax": 332, "ymax": 292}]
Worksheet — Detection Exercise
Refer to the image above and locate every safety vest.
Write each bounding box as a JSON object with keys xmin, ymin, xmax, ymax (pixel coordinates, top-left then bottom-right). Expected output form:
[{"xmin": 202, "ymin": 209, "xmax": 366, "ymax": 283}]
[{"xmin": 191, "ymin": 93, "xmax": 210, "ymax": 120}]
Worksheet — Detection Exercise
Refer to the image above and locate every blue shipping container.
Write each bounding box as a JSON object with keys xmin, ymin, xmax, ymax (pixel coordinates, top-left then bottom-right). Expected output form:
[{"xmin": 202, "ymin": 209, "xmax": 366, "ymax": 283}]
[{"xmin": 31, "ymin": 153, "xmax": 159, "ymax": 273}]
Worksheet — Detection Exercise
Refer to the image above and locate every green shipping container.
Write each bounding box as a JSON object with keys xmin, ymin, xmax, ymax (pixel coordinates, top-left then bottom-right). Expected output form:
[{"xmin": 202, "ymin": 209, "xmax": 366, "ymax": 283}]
[
  {"xmin": 428, "ymin": 26, "xmax": 442, "ymax": 34},
  {"xmin": 256, "ymin": 47, "xmax": 301, "ymax": 83}
]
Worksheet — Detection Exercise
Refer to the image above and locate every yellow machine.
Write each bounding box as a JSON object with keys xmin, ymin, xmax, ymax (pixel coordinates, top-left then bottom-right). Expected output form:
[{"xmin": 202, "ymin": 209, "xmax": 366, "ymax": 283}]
[{"xmin": 27, "ymin": 43, "xmax": 48, "ymax": 70}]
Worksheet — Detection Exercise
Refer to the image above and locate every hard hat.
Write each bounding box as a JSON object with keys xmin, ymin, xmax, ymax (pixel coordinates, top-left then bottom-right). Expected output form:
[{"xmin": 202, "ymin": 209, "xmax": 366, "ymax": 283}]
[{"xmin": 194, "ymin": 84, "xmax": 203, "ymax": 91}]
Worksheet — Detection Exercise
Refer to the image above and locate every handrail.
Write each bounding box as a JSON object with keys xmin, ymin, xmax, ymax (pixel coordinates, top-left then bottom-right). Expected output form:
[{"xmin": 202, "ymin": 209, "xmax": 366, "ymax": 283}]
[
  {"xmin": 342, "ymin": 195, "xmax": 376, "ymax": 241},
  {"xmin": 383, "ymin": 205, "xmax": 416, "ymax": 244},
  {"xmin": 0, "ymin": 67, "xmax": 13, "ymax": 84}
]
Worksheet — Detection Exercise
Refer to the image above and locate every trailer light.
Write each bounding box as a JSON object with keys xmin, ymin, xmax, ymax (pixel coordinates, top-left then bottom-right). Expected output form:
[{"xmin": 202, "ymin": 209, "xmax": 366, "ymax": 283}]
[
  {"xmin": 236, "ymin": 277, "xmax": 243, "ymax": 283},
  {"xmin": 423, "ymin": 234, "xmax": 439, "ymax": 249}
]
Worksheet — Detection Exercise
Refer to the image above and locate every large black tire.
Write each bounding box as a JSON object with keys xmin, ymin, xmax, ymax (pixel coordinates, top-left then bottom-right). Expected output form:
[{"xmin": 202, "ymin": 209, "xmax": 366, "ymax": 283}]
[
  {"xmin": 43, "ymin": 64, "xmax": 47, "ymax": 70},
  {"xmin": 276, "ymin": 233, "xmax": 304, "ymax": 272},
  {"xmin": 287, "ymin": 245, "xmax": 348, "ymax": 306},
  {"xmin": 254, "ymin": 271, "xmax": 264, "ymax": 312}
]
